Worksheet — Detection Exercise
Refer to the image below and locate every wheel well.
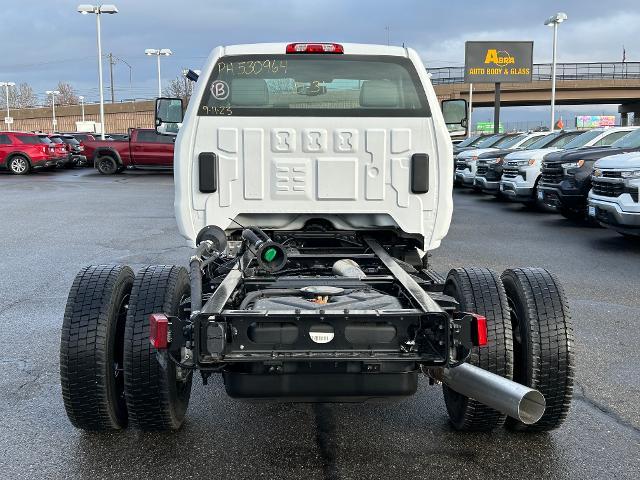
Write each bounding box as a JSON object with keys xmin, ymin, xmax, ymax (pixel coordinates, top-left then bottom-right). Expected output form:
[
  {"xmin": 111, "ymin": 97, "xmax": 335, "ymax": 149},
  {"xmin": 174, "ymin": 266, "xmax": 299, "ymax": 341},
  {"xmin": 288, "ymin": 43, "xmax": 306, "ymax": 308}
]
[
  {"xmin": 6, "ymin": 152, "xmax": 32, "ymax": 166},
  {"xmin": 94, "ymin": 149, "xmax": 122, "ymax": 165}
]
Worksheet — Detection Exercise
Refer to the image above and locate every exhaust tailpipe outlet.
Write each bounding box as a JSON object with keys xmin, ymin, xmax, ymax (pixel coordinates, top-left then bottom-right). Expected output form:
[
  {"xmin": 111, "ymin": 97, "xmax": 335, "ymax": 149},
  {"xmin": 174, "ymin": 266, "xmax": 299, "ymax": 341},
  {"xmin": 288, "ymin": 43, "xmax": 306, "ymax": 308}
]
[{"xmin": 431, "ymin": 363, "xmax": 546, "ymax": 425}]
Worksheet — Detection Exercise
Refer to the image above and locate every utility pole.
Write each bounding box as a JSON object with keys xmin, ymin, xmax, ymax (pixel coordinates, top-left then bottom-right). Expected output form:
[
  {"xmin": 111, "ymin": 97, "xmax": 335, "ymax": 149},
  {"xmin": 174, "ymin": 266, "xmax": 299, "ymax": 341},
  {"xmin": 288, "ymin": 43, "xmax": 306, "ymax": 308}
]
[{"xmin": 108, "ymin": 52, "xmax": 115, "ymax": 103}]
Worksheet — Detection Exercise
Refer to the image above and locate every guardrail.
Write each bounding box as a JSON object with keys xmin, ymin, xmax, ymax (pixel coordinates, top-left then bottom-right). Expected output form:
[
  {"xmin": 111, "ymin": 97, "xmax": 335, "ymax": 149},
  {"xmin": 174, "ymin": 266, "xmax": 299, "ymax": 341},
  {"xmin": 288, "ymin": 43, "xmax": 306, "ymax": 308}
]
[{"xmin": 428, "ymin": 62, "xmax": 640, "ymax": 85}]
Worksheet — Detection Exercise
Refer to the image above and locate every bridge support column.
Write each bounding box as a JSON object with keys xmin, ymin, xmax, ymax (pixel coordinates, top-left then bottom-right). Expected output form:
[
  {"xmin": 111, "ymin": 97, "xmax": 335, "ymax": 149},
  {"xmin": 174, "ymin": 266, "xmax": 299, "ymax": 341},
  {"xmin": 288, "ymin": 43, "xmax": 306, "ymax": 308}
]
[
  {"xmin": 620, "ymin": 112, "xmax": 629, "ymax": 126},
  {"xmin": 619, "ymin": 103, "xmax": 640, "ymax": 126}
]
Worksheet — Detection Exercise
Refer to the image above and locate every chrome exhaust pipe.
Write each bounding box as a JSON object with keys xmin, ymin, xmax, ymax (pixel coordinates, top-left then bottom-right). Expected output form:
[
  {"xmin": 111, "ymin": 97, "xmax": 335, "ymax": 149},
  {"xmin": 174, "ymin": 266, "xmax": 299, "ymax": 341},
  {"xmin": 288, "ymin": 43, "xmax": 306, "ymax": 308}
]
[{"xmin": 431, "ymin": 363, "xmax": 546, "ymax": 425}]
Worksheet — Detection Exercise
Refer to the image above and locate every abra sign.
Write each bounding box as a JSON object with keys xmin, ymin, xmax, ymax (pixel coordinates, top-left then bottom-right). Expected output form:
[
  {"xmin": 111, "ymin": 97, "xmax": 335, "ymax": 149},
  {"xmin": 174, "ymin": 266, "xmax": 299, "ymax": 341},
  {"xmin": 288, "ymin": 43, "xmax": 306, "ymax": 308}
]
[{"xmin": 464, "ymin": 41, "xmax": 533, "ymax": 83}]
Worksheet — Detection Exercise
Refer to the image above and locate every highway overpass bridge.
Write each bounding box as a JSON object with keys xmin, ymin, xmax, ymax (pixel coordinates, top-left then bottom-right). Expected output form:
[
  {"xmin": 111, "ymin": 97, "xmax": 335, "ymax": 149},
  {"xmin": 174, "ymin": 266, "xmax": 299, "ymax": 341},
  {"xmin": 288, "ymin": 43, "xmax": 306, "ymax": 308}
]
[{"xmin": 430, "ymin": 62, "xmax": 640, "ymax": 124}]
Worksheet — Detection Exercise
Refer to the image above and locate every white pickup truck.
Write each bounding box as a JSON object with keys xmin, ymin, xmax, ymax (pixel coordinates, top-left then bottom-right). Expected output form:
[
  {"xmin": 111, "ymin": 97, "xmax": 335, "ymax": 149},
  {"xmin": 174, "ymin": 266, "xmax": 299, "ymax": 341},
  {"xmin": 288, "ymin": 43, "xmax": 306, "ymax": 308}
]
[
  {"xmin": 588, "ymin": 151, "xmax": 640, "ymax": 237},
  {"xmin": 501, "ymin": 126, "xmax": 636, "ymax": 204},
  {"xmin": 455, "ymin": 131, "xmax": 549, "ymax": 187},
  {"xmin": 60, "ymin": 42, "xmax": 573, "ymax": 434}
]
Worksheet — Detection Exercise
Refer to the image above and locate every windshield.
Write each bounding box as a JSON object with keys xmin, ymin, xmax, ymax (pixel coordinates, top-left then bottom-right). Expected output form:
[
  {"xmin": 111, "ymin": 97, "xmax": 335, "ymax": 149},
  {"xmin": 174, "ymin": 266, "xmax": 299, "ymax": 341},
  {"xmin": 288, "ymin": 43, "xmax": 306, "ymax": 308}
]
[
  {"xmin": 518, "ymin": 135, "xmax": 548, "ymax": 149},
  {"xmin": 474, "ymin": 134, "xmax": 503, "ymax": 147},
  {"xmin": 37, "ymin": 136, "xmax": 53, "ymax": 144},
  {"xmin": 551, "ymin": 131, "xmax": 584, "ymax": 148},
  {"xmin": 611, "ymin": 128, "xmax": 640, "ymax": 148},
  {"xmin": 49, "ymin": 136, "xmax": 63, "ymax": 144},
  {"xmin": 561, "ymin": 129, "xmax": 603, "ymax": 149},
  {"xmin": 493, "ymin": 134, "xmax": 523, "ymax": 148},
  {"xmin": 200, "ymin": 54, "xmax": 430, "ymax": 117},
  {"xmin": 456, "ymin": 135, "xmax": 485, "ymax": 148}
]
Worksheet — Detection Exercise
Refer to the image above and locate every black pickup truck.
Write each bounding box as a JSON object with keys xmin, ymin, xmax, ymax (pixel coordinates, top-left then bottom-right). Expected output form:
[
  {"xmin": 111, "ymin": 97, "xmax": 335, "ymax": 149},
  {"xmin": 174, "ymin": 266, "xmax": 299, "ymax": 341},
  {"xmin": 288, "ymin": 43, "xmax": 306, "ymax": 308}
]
[{"xmin": 539, "ymin": 128, "xmax": 640, "ymax": 219}]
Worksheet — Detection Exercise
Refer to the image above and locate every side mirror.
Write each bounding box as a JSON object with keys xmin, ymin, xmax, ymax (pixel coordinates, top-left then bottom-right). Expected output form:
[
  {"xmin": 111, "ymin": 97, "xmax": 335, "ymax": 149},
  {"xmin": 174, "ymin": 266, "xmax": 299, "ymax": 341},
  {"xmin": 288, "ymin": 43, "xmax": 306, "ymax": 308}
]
[
  {"xmin": 155, "ymin": 97, "xmax": 184, "ymax": 136},
  {"xmin": 441, "ymin": 99, "xmax": 468, "ymax": 138}
]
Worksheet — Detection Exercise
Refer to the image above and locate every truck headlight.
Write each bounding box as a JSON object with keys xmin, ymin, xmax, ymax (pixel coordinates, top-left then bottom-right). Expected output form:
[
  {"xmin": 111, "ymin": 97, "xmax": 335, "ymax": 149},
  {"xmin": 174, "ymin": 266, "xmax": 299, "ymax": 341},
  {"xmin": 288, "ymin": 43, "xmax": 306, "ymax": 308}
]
[
  {"xmin": 515, "ymin": 160, "xmax": 530, "ymax": 166},
  {"xmin": 561, "ymin": 160, "xmax": 585, "ymax": 169},
  {"xmin": 621, "ymin": 170, "xmax": 640, "ymax": 179}
]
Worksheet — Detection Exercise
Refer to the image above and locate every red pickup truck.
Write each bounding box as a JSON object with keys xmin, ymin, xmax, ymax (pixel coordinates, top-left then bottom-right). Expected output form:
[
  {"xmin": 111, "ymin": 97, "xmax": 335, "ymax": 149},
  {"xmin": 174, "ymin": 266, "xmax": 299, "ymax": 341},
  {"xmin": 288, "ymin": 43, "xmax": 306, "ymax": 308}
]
[{"xmin": 83, "ymin": 128, "xmax": 175, "ymax": 174}]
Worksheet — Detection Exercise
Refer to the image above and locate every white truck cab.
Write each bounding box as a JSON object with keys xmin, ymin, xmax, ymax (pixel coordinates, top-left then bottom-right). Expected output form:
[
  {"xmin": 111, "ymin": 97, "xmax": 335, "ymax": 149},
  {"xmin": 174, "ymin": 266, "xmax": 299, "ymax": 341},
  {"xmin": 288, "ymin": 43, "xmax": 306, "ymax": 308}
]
[
  {"xmin": 588, "ymin": 151, "xmax": 640, "ymax": 236},
  {"xmin": 454, "ymin": 131, "xmax": 547, "ymax": 187},
  {"xmin": 163, "ymin": 42, "xmax": 466, "ymax": 252}
]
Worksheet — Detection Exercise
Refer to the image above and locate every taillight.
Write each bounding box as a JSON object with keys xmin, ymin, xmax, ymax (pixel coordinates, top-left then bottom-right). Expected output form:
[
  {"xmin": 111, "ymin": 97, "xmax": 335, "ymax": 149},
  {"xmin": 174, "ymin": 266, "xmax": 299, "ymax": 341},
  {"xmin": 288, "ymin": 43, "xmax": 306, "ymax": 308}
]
[
  {"xmin": 149, "ymin": 313, "xmax": 169, "ymax": 349},
  {"xmin": 471, "ymin": 314, "xmax": 488, "ymax": 347},
  {"xmin": 286, "ymin": 43, "xmax": 344, "ymax": 54}
]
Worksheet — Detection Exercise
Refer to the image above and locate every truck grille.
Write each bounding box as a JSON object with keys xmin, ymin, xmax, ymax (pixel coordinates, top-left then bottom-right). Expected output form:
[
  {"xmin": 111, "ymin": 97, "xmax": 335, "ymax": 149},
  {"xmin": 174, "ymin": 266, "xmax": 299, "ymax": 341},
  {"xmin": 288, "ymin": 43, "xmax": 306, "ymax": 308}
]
[
  {"xmin": 502, "ymin": 167, "xmax": 519, "ymax": 178},
  {"xmin": 476, "ymin": 165, "xmax": 488, "ymax": 175},
  {"xmin": 602, "ymin": 170, "xmax": 622, "ymax": 178},
  {"xmin": 541, "ymin": 165, "xmax": 563, "ymax": 184},
  {"xmin": 592, "ymin": 180, "xmax": 639, "ymax": 201},
  {"xmin": 456, "ymin": 162, "xmax": 467, "ymax": 171}
]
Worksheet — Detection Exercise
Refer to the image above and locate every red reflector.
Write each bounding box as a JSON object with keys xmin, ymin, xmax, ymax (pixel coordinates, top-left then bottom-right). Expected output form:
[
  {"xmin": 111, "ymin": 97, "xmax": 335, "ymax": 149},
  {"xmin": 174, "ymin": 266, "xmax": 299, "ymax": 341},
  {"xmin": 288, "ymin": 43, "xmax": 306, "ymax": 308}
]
[
  {"xmin": 149, "ymin": 313, "xmax": 169, "ymax": 349},
  {"xmin": 473, "ymin": 314, "xmax": 488, "ymax": 347},
  {"xmin": 286, "ymin": 43, "xmax": 344, "ymax": 54}
]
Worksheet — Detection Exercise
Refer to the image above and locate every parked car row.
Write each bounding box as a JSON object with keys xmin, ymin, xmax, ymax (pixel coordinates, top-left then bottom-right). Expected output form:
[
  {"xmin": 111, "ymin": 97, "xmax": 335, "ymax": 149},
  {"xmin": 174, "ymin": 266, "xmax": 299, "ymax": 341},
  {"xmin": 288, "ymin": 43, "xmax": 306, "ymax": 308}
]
[
  {"xmin": 455, "ymin": 126, "xmax": 640, "ymax": 238},
  {"xmin": 0, "ymin": 129, "xmax": 167, "ymax": 175}
]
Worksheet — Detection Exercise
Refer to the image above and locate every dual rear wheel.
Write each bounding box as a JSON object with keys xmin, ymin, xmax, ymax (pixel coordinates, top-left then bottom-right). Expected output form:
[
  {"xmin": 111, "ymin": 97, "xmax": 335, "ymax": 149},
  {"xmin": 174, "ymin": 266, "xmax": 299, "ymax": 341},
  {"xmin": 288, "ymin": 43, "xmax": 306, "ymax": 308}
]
[
  {"xmin": 443, "ymin": 267, "xmax": 574, "ymax": 432},
  {"xmin": 60, "ymin": 264, "xmax": 574, "ymax": 433},
  {"xmin": 60, "ymin": 264, "xmax": 192, "ymax": 431}
]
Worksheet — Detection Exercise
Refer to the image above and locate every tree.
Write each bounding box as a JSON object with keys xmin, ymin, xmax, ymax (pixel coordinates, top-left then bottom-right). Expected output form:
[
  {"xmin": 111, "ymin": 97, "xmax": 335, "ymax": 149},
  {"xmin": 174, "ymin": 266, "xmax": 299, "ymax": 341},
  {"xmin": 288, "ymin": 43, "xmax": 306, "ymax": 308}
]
[
  {"xmin": 0, "ymin": 83, "xmax": 39, "ymax": 109},
  {"xmin": 56, "ymin": 82, "xmax": 79, "ymax": 105},
  {"xmin": 163, "ymin": 75, "xmax": 193, "ymax": 105}
]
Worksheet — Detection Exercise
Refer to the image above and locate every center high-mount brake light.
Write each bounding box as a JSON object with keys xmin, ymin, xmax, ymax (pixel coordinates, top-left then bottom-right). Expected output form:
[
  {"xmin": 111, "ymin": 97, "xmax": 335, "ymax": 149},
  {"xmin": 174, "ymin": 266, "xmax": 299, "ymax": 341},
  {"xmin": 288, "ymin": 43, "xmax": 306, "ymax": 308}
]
[
  {"xmin": 286, "ymin": 43, "xmax": 344, "ymax": 54},
  {"xmin": 149, "ymin": 313, "xmax": 169, "ymax": 349}
]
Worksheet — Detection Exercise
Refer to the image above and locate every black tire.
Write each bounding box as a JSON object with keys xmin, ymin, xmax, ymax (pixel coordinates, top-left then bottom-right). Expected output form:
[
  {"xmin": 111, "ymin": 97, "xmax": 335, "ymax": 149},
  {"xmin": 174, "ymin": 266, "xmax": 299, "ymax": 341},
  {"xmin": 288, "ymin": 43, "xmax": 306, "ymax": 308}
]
[
  {"xmin": 124, "ymin": 265, "xmax": 192, "ymax": 431},
  {"xmin": 60, "ymin": 265, "xmax": 134, "ymax": 431},
  {"xmin": 442, "ymin": 268, "xmax": 514, "ymax": 431},
  {"xmin": 96, "ymin": 155, "xmax": 119, "ymax": 175},
  {"xmin": 8, "ymin": 155, "xmax": 31, "ymax": 175},
  {"xmin": 501, "ymin": 268, "xmax": 575, "ymax": 432}
]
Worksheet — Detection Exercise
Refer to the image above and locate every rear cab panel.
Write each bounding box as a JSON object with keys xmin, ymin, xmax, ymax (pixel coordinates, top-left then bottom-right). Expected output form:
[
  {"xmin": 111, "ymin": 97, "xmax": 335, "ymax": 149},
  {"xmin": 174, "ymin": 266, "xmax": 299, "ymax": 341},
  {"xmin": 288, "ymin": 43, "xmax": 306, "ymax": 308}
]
[{"xmin": 175, "ymin": 43, "xmax": 453, "ymax": 252}]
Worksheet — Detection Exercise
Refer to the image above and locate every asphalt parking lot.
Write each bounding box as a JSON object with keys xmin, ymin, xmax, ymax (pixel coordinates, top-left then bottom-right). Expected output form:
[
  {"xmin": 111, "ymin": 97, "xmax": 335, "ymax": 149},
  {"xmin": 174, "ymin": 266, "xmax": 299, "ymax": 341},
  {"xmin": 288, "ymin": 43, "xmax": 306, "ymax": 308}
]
[{"xmin": 1, "ymin": 169, "xmax": 638, "ymax": 479}]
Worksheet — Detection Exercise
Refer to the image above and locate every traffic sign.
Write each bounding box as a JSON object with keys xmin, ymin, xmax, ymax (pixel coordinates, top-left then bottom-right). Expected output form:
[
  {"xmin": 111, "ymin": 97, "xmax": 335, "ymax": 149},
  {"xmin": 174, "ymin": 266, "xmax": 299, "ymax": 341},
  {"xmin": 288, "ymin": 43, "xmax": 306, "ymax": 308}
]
[{"xmin": 4, "ymin": 117, "xmax": 13, "ymax": 124}]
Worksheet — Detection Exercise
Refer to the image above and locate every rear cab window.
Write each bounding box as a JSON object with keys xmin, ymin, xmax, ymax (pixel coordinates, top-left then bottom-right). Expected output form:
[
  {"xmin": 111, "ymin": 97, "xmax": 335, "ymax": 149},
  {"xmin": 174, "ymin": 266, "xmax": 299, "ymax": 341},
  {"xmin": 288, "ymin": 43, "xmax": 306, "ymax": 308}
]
[
  {"xmin": 199, "ymin": 55, "xmax": 430, "ymax": 117},
  {"xmin": 136, "ymin": 130, "xmax": 174, "ymax": 143}
]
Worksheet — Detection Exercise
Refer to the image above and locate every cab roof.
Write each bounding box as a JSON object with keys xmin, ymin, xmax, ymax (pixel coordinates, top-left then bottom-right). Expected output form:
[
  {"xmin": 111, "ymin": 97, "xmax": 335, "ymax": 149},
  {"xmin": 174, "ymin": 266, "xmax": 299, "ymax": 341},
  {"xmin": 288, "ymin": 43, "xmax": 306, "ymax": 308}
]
[{"xmin": 220, "ymin": 42, "xmax": 410, "ymax": 57}]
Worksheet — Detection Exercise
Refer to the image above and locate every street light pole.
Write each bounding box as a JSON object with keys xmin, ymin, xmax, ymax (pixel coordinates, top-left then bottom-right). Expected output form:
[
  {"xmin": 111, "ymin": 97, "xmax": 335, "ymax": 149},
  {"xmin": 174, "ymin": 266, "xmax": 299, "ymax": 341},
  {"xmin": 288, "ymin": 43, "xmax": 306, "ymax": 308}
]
[
  {"xmin": 545, "ymin": 12, "xmax": 568, "ymax": 131},
  {"xmin": 145, "ymin": 49, "xmax": 173, "ymax": 98},
  {"xmin": 77, "ymin": 4, "xmax": 118, "ymax": 139},
  {"xmin": 45, "ymin": 90, "xmax": 60, "ymax": 131},
  {"xmin": 156, "ymin": 54, "xmax": 162, "ymax": 97},
  {"xmin": 79, "ymin": 95, "xmax": 85, "ymax": 121},
  {"xmin": 96, "ymin": 10, "xmax": 105, "ymax": 135},
  {"xmin": 0, "ymin": 82, "xmax": 15, "ymax": 130}
]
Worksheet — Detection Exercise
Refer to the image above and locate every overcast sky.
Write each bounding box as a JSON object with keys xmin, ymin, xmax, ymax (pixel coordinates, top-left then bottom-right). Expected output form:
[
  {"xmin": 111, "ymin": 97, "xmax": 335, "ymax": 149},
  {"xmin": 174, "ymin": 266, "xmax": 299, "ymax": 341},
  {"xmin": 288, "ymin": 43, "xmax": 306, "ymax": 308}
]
[{"xmin": 2, "ymin": 0, "xmax": 639, "ymax": 123}]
